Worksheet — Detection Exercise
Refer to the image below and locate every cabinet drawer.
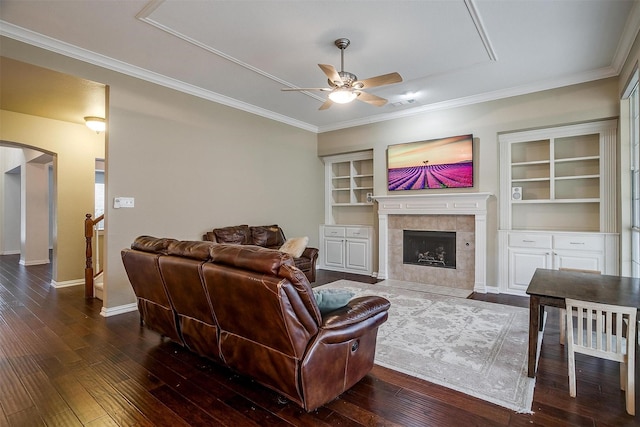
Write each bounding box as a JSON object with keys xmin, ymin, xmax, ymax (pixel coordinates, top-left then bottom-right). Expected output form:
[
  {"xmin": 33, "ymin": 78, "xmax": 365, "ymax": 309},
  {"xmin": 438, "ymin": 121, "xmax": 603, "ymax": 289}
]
[
  {"xmin": 508, "ymin": 233, "xmax": 552, "ymax": 249},
  {"xmin": 554, "ymin": 235, "xmax": 604, "ymax": 251},
  {"xmin": 324, "ymin": 226, "xmax": 346, "ymax": 238},
  {"xmin": 346, "ymin": 227, "xmax": 370, "ymax": 239}
]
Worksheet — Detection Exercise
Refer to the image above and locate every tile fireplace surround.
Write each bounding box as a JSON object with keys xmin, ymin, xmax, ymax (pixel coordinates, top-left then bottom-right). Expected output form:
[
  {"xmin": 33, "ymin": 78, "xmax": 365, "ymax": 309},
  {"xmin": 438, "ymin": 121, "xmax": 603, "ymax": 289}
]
[{"xmin": 375, "ymin": 193, "xmax": 492, "ymax": 293}]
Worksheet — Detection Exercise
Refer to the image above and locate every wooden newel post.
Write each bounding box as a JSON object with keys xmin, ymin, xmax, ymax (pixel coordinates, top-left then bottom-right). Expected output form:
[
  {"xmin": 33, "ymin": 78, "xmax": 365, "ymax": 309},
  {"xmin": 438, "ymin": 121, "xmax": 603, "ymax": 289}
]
[{"xmin": 85, "ymin": 213, "xmax": 94, "ymax": 298}]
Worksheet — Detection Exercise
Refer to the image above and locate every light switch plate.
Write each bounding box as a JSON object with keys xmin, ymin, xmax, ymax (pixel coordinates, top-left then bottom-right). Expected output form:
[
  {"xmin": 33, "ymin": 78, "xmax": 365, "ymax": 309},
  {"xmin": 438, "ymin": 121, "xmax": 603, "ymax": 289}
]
[{"xmin": 114, "ymin": 197, "xmax": 135, "ymax": 208}]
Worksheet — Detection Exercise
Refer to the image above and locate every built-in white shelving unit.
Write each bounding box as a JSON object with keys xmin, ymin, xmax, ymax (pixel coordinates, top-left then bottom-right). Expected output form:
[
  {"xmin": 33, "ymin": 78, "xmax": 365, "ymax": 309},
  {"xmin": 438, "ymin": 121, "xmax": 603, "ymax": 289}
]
[{"xmin": 498, "ymin": 119, "xmax": 618, "ymax": 295}]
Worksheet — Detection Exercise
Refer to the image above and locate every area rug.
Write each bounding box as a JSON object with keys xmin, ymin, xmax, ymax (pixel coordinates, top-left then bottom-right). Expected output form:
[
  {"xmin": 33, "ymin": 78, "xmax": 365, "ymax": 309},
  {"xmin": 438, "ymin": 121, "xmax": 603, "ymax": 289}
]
[{"xmin": 317, "ymin": 280, "xmax": 536, "ymax": 413}]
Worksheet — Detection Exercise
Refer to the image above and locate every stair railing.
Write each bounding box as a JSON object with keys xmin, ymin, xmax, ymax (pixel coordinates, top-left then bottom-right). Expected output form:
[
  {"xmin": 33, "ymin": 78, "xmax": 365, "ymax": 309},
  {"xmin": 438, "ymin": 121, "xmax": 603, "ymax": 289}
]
[{"xmin": 84, "ymin": 213, "xmax": 104, "ymax": 298}]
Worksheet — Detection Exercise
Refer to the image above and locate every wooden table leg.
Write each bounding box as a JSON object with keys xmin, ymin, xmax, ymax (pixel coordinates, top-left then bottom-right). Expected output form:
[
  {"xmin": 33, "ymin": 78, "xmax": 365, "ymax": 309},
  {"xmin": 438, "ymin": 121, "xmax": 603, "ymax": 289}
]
[{"xmin": 528, "ymin": 295, "xmax": 540, "ymax": 378}]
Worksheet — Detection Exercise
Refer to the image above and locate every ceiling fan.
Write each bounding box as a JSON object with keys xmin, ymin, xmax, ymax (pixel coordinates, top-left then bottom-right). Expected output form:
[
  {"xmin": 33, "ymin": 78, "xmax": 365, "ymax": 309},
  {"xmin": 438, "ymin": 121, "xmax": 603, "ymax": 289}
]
[{"xmin": 281, "ymin": 38, "xmax": 403, "ymax": 110}]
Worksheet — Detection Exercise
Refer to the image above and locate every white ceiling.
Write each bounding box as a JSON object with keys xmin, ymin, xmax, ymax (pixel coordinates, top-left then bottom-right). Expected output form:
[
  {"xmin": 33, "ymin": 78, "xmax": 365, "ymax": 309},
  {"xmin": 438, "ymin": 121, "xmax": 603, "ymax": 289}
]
[{"xmin": 1, "ymin": 0, "xmax": 639, "ymax": 133}]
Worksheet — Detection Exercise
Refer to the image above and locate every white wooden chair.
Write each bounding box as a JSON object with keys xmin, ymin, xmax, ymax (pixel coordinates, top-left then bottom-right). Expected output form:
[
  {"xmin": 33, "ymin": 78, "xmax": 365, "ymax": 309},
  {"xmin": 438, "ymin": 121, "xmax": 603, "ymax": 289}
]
[
  {"xmin": 559, "ymin": 268, "xmax": 601, "ymax": 344},
  {"xmin": 565, "ymin": 298, "xmax": 636, "ymax": 415}
]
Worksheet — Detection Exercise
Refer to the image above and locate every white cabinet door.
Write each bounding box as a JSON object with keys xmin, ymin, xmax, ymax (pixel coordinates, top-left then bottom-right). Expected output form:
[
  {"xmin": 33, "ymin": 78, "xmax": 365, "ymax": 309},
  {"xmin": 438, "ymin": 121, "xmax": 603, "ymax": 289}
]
[
  {"xmin": 324, "ymin": 238, "xmax": 345, "ymax": 269},
  {"xmin": 346, "ymin": 239, "xmax": 369, "ymax": 272},
  {"xmin": 509, "ymin": 248, "xmax": 551, "ymax": 292},
  {"xmin": 553, "ymin": 250, "xmax": 603, "ymax": 272}
]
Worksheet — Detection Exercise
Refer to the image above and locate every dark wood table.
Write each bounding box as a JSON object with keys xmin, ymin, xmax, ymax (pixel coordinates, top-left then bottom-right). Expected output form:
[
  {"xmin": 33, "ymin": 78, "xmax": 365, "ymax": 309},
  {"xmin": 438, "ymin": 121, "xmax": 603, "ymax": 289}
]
[{"xmin": 526, "ymin": 268, "xmax": 640, "ymax": 379}]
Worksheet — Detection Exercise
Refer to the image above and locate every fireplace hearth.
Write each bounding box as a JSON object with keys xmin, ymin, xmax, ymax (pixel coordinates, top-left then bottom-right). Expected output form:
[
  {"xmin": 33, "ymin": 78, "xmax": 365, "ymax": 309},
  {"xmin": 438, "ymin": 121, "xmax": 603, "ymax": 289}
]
[{"xmin": 403, "ymin": 230, "xmax": 456, "ymax": 269}]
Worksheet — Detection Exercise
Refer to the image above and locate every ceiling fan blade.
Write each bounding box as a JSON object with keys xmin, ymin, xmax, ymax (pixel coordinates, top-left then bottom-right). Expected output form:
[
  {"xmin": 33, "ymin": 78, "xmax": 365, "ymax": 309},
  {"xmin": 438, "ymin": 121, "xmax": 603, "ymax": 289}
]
[
  {"xmin": 281, "ymin": 87, "xmax": 331, "ymax": 91},
  {"xmin": 318, "ymin": 64, "xmax": 343, "ymax": 86},
  {"xmin": 356, "ymin": 72, "xmax": 403, "ymax": 89},
  {"xmin": 319, "ymin": 99, "xmax": 333, "ymax": 110},
  {"xmin": 356, "ymin": 91, "xmax": 388, "ymax": 107}
]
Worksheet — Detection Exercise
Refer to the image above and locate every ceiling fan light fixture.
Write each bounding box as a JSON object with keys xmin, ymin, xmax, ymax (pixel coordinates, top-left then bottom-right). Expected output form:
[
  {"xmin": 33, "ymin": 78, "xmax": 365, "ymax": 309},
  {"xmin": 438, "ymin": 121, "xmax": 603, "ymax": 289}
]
[
  {"xmin": 84, "ymin": 116, "xmax": 106, "ymax": 133},
  {"xmin": 329, "ymin": 89, "xmax": 357, "ymax": 104}
]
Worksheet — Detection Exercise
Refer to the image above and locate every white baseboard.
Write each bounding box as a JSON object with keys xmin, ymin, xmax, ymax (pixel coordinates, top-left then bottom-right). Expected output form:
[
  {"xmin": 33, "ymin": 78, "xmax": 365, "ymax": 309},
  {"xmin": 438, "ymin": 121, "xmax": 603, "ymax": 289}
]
[
  {"xmin": 19, "ymin": 258, "xmax": 50, "ymax": 266},
  {"xmin": 100, "ymin": 303, "xmax": 137, "ymax": 317},
  {"xmin": 51, "ymin": 279, "xmax": 84, "ymax": 288},
  {"xmin": 484, "ymin": 285, "xmax": 501, "ymax": 294},
  {"xmin": 0, "ymin": 250, "xmax": 20, "ymax": 255}
]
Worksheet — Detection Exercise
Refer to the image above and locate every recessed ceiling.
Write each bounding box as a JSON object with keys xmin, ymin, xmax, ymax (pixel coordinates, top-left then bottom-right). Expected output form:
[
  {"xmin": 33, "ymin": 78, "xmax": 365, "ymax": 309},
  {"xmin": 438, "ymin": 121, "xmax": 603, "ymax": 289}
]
[
  {"xmin": 0, "ymin": 56, "xmax": 106, "ymax": 126},
  {"xmin": 0, "ymin": 0, "xmax": 638, "ymax": 132}
]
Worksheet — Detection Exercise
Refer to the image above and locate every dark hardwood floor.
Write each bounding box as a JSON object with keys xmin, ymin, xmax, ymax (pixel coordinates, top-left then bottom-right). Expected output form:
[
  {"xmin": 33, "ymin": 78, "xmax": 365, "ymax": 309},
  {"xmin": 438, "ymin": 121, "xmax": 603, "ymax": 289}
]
[{"xmin": 0, "ymin": 254, "xmax": 638, "ymax": 426}]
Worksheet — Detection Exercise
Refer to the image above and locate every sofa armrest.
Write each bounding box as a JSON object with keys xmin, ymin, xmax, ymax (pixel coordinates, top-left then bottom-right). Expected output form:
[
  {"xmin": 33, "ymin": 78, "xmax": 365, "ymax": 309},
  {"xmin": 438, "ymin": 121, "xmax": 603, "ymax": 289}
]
[
  {"xmin": 299, "ymin": 295, "xmax": 390, "ymax": 411},
  {"xmin": 301, "ymin": 246, "xmax": 318, "ymax": 261},
  {"xmin": 321, "ymin": 296, "xmax": 390, "ymax": 331}
]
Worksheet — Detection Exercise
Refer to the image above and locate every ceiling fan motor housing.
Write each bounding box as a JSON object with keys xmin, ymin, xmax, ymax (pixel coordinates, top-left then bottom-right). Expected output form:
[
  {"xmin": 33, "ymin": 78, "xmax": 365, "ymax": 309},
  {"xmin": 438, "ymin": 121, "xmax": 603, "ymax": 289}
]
[{"xmin": 329, "ymin": 71, "xmax": 358, "ymax": 88}]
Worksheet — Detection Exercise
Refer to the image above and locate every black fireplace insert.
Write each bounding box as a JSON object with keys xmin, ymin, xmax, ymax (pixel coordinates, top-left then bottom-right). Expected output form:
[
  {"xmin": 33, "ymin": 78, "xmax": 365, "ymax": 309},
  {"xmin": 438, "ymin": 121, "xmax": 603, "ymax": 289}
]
[{"xmin": 403, "ymin": 230, "xmax": 456, "ymax": 269}]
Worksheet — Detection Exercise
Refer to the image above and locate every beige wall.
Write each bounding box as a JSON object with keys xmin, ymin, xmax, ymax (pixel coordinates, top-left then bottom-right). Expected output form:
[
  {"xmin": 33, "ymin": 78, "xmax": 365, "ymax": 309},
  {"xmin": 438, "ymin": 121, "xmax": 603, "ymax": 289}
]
[
  {"xmin": 1, "ymin": 34, "xmax": 625, "ymax": 305},
  {"xmin": 1, "ymin": 37, "xmax": 323, "ymax": 311},
  {"xmin": 0, "ymin": 110, "xmax": 104, "ymax": 283},
  {"xmin": 318, "ymin": 78, "xmax": 620, "ymax": 287},
  {"xmin": 105, "ymin": 80, "xmax": 321, "ymax": 308}
]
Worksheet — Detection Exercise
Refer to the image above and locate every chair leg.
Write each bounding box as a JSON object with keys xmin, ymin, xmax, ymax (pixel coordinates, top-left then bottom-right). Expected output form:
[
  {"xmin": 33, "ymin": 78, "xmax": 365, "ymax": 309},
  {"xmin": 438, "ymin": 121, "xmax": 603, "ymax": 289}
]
[
  {"xmin": 567, "ymin": 346, "xmax": 577, "ymax": 397},
  {"xmin": 626, "ymin": 360, "xmax": 635, "ymax": 415}
]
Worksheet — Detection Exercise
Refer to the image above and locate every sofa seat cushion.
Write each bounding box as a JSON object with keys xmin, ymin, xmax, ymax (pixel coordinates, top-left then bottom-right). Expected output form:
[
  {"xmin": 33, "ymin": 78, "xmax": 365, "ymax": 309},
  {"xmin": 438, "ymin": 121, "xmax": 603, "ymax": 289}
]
[
  {"xmin": 292, "ymin": 257, "xmax": 311, "ymax": 271},
  {"xmin": 213, "ymin": 224, "xmax": 251, "ymax": 245}
]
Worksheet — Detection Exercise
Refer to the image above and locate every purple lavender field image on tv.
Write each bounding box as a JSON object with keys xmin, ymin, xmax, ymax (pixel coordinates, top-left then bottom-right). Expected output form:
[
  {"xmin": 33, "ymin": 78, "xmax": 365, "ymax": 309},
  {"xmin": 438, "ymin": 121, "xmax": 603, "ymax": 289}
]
[{"xmin": 387, "ymin": 134, "xmax": 473, "ymax": 190}]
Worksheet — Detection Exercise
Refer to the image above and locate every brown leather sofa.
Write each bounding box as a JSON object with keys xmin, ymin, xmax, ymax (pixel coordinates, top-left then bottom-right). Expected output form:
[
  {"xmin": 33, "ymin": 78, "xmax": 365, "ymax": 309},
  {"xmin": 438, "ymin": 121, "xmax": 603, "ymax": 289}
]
[
  {"xmin": 202, "ymin": 224, "xmax": 318, "ymax": 282},
  {"xmin": 121, "ymin": 236, "xmax": 390, "ymax": 411}
]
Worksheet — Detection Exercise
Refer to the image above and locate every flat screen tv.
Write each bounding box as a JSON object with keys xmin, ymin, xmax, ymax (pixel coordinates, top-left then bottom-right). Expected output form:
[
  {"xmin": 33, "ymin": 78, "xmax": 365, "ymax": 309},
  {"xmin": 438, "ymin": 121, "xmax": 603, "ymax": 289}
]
[{"xmin": 387, "ymin": 134, "xmax": 474, "ymax": 191}]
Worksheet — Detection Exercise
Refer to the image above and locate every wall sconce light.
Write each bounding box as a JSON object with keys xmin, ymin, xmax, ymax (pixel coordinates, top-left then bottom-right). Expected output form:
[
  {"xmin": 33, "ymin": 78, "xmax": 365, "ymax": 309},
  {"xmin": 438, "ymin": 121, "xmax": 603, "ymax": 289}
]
[{"xmin": 84, "ymin": 116, "xmax": 106, "ymax": 133}]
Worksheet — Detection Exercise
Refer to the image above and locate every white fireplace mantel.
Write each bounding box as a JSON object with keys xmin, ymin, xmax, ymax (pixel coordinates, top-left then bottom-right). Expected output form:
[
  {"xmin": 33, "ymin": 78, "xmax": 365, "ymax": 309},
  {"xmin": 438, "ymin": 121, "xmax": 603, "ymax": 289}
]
[{"xmin": 374, "ymin": 193, "xmax": 492, "ymax": 293}]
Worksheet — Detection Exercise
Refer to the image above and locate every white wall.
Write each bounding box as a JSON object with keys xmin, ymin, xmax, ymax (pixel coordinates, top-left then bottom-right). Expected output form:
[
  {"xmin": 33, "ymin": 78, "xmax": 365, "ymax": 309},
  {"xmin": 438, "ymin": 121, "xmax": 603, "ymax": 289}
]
[{"xmin": 0, "ymin": 147, "xmax": 22, "ymax": 254}]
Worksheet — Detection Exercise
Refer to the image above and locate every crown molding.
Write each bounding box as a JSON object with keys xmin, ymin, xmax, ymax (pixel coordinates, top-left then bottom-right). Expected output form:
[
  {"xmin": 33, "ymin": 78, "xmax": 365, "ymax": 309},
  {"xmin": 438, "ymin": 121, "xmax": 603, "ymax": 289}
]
[
  {"xmin": 318, "ymin": 65, "xmax": 619, "ymax": 133},
  {"xmin": 611, "ymin": 0, "xmax": 640, "ymax": 73}
]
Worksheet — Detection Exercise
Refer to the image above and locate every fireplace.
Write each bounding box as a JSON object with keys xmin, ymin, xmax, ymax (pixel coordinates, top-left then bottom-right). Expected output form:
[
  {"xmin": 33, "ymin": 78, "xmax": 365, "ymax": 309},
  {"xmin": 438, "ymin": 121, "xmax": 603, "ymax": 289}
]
[
  {"xmin": 375, "ymin": 193, "xmax": 491, "ymax": 293},
  {"xmin": 403, "ymin": 230, "xmax": 456, "ymax": 268}
]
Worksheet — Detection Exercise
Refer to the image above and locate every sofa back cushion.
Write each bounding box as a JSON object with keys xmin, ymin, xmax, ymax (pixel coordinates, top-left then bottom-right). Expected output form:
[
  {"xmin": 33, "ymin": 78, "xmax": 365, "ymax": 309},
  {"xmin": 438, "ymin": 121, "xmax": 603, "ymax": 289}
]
[
  {"xmin": 209, "ymin": 244, "xmax": 294, "ymax": 275},
  {"xmin": 250, "ymin": 225, "xmax": 285, "ymax": 247},
  {"xmin": 158, "ymin": 255, "xmax": 220, "ymax": 360},
  {"xmin": 201, "ymin": 248, "xmax": 321, "ymax": 403},
  {"xmin": 131, "ymin": 236, "xmax": 177, "ymax": 253},
  {"xmin": 212, "ymin": 225, "xmax": 251, "ymax": 245},
  {"xmin": 167, "ymin": 240, "xmax": 216, "ymax": 260},
  {"xmin": 121, "ymin": 248, "xmax": 182, "ymax": 343}
]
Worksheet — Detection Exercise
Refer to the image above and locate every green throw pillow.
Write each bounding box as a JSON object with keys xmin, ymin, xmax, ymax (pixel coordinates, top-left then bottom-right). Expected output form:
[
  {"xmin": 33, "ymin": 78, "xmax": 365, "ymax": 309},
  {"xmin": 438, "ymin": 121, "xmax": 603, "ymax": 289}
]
[{"xmin": 313, "ymin": 289, "xmax": 354, "ymax": 314}]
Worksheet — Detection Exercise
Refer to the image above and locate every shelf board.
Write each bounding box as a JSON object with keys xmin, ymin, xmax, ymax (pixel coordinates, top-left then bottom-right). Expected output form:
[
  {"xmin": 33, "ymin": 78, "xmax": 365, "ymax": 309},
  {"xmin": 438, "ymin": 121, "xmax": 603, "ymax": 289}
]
[
  {"xmin": 332, "ymin": 203, "xmax": 374, "ymax": 207},
  {"xmin": 332, "ymin": 176, "xmax": 350, "ymax": 180},
  {"xmin": 554, "ymin": 155, "xmax": 599, "ymax": 163},
  {"xmin": 554, "ymin": 174, "xmax": 599, "ymax": 181},
  {"xmin": 512, "ymin": 177, "xmax": 551, "ymax": 183},
  {"xmin": 332, "ymin": 188, "xmax": 350, "ymax": 192},
  {"xmin": 353, "ymin": 187, "xmax": 374, "ymax": 191},
  {"xmin": 512, "ymin": 160, "xmax": 550, "ymax": 166},
  {"xmin": 512, "ymin": 198, "xmax": 600, "ymax": 204},
  {"xmin": 353, "ymin": 174, "xmax": 374, "ymax": 178}
]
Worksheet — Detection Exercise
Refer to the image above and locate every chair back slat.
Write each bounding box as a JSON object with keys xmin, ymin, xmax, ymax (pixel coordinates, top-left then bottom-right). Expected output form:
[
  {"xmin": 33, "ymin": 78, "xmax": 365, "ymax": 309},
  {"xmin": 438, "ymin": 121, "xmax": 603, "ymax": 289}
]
[
  {"xmin": 565, "ymin": 298, "xmax": 637, "ymax": 416},
  {"xmin": 566, "ymin": 299, "xmax": 636, "ymax": 361}
]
